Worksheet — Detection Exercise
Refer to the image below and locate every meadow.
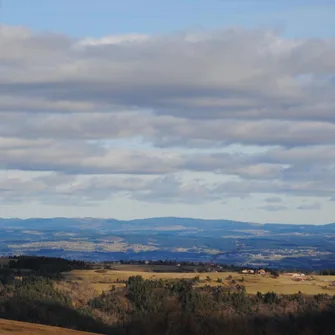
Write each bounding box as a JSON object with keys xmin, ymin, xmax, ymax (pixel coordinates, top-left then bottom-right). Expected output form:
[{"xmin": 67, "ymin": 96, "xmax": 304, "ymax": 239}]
[
  {"xmin": 61, "ymin": 264, "xmax": 335, "ymax": 297},
  {"xmin": 2, "ymin": 257, "xmax": 335, "ymax": 335}
]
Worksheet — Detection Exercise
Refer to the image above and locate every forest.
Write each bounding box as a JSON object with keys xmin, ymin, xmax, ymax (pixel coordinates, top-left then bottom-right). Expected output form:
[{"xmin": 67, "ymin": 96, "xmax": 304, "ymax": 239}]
[{"xmin": 1, "ymin": 256, "xmax": 335, "ymax": 334}]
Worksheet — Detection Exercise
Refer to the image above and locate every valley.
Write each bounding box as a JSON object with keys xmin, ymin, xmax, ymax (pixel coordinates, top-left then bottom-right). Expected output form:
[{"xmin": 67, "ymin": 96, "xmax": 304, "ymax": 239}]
[{"xmin": 1, "ymin": 218, "xmax": 335, "ymax": 270}]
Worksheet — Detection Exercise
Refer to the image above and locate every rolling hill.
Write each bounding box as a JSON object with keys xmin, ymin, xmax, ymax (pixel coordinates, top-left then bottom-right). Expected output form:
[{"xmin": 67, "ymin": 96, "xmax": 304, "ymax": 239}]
[{"xmin": 0, "ymin": 318, "xmax": 99, "ymax": 334}]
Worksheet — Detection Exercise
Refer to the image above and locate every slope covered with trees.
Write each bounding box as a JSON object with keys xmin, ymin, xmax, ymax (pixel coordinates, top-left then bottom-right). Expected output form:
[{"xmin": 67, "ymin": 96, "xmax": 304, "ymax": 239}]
[{"xmin": 1, "ymin": 256, "xmax": 335, "ymax": 334}]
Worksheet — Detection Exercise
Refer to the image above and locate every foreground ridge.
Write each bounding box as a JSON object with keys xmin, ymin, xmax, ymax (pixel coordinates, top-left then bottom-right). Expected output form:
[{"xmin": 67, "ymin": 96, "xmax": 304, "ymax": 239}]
[{"xmin": 0, "ymin": 318, "xmax": 100, "ymax": 334}]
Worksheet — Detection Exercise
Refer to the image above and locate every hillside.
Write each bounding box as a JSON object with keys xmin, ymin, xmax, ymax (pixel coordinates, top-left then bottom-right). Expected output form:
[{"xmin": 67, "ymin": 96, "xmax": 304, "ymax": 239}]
[
  {"xmin": 1, "ymin": 256, "xmax": 335, "ymax": 334},
  {"xmin": 0, "ymin": 318, "xmax": 99, "ymax": 334},
  {"xmin": 62, "ymin": 265, "xmax": 335, "ymax": 296}
]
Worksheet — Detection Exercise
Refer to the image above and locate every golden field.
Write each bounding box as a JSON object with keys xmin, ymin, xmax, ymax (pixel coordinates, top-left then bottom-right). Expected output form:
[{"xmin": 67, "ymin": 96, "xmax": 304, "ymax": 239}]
[
  {"xmin": 4, "ymin": 265, "xmax": 335, "ymax": 334},
  {"xmin": 0, "ymin": 318, "xmax": 99, "ymax": 334},
  {"xmin": 61, "ymin": 265, "xmax": 335, "ymax": 296}
]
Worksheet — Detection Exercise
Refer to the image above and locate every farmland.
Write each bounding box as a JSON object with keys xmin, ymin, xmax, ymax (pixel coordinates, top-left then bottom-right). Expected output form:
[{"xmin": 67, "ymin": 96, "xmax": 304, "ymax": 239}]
[
  {"xmin": 2, "ymin": 256, "xmax": 335, "ymax": 335},
  {"xmin": 61, "ymin": 264, "xmax": 335, "ymax": 297}
]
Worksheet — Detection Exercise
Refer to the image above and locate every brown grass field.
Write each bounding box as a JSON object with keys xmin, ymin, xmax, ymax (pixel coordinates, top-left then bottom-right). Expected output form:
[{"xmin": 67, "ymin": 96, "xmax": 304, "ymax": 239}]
[
  {"xmin": 3, "ymin": 265, "xmax": 335, "ymax": 334},
  {"xmin": 0, "ymin": 318, "xmax": 99, "ymax": 334},
  {"xmin": 61, "ymin": 265, "xmax": 335, "ymax": 297}
]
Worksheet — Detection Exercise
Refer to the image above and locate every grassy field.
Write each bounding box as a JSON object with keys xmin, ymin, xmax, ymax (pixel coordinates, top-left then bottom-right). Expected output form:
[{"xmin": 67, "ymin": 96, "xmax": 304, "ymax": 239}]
[
  {"xmin": 61, "ymin": 266, "xmax": 335, "ymax": 296},
  {"xmin": 0, "ymin": 318, "xmax": 99, "ymax": 334}
]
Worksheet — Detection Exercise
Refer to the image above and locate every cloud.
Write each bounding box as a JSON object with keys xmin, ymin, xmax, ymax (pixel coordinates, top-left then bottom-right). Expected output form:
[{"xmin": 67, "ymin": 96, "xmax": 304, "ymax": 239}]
[
  {"xmin": 0, "ymin": 137, "xmax": 334, "ymax": 199},
  {"xmin": 258, "ymin": 205, "xmax": 288, "ymax": 212},
  {"xmin": 1, "ymin": 24, "xmax": 334, "ymax": 211},
  {"xmin": 0, "ymin": 139, "xmax": 183, "ymax": 174},
  {"xmin": 265, "ymin": 197, "xmax": 283, "ymax": 203},
  {"xmin": 133, "ymin": 175, "xmax": 224, "ymax": 204},
  {"xmin": 78, "ymin": 34, "xmax": 150, "ymax": 46},
  {"xmin": 297, "ymin": 202, "xmax": 322, "ymax": 210},
  {"xmin": 0, "ymin": 166, "xmax": 333, "ymax": 208},
  {"xmin": 0, "ymin": 172, "xmax": 227, "ymax": 205},
  {"xmin": 2, "ymin": 112, "xmax": 335, "ymax": 148},
  {"xmin": 1, "ymin": 26, "xmax": 335, "ymax": 122}
]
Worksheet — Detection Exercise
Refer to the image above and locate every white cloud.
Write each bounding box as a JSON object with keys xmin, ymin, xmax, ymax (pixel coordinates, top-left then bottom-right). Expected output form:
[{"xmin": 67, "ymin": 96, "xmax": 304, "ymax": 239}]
[
  {"xmin": 297, "ymin": 202, "xmax": 322, "ymax": 210},
  {"xmin": 1, "ymin": 24, "xmax": 334, "ymax": 221},
  {"xmin": 258, "ymin": 205, "xmax": 288, "ymax": 212},
  {"xmin": 77, "ymin": 34, "xmax": 150, "ymax": 46},
  {"xmin": 265, "ymin": 197, "xmax": 283, "ymax": 203},
  {"xmin": 1, "ymin": 26, "xmax": 335, "ymax": 121}
]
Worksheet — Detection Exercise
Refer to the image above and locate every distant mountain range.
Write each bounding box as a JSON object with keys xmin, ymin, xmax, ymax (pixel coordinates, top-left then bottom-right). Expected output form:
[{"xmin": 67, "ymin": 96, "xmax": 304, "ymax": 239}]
[
  {"xmin": 1, "ymin": 217, "xmax": 335, "ymax": 270},
  {"xmin": 0, "ymin": 217, "xmax": 334, "ymax": 233}
]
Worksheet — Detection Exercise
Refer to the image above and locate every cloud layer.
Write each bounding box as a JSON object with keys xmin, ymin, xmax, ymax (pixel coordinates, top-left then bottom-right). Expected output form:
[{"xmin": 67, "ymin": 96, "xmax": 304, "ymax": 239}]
[{"xmin": 1, "ymin": 25, "xmax": 334, "ymax": 219}]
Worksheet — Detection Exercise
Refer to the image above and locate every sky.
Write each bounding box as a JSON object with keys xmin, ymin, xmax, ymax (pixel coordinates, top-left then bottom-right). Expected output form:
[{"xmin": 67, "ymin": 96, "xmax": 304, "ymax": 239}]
[{"xmin": 0, "ymin": 0, "xmax": 334, "ymax": 224}]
